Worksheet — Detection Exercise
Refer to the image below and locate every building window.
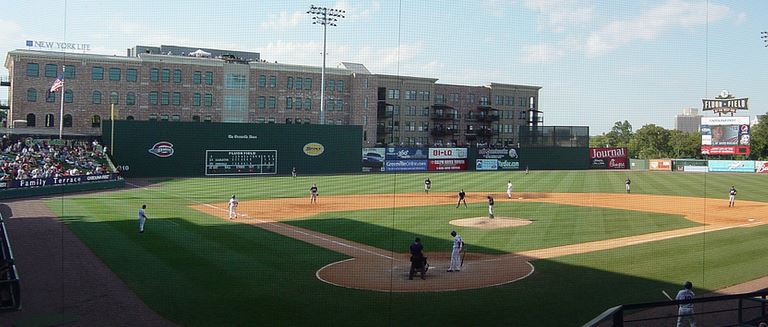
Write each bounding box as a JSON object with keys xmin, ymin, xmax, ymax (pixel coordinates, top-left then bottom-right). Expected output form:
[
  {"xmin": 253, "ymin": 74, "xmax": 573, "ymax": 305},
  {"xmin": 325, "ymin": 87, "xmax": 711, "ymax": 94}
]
[
  {"xmin": 149, "ymin": 92, "xmax": 158, "ymax": 105},
  {"xmin": 45, "ymin": 64, "xmax": 58, "ymax": 77},
  {"xmin": 126, "ymin": 68, "xmax": 138, "ymax": 82},
  {"xmin": 257, "ymin": 96, "xmax": 266, "ymax": 109},
  {"xmin": 192, "ymin": 115, "xmax": 200, "ymax": 122},
  {"xmin": 92, "ymin": 115, "xmax": 101, "ymax": 128},
  {"xmin": 161, "ymin": 69, "xmax": 170, "ymax": 82},
  {"xmin": 435, "ymin": 94, "xmax": 445, "ymax": 104},
  {"xmin": 26, "ymin": 88, "xmax": 37, "ymax": 102},
  {"xmin": 204, "ymin": 93, "xmax": 213, "ymax": 106},
  {"xmin": 172, "ymin": 92, "xmax": 181, "ymax": 105},
  {"xmin": 286, "ymin": 97, "xmax": 293, "ymax": 110},
  {"xmin": 256, "ymin": 117, "xmax": 265, "ymax": 124},
  {"xmin": 126, "ymin": 115, "xmax": 134, "ymax": 121},
  {"xmin": 304, "ymin": 118, "xmax": 311, "ymax": 124},
  {"xmin": 148, "ymin": 113, "xmax": 158, "ymax": 121},
  {"xmin": 205, "ymin": 71, "xmax": 213, "ymax": 85},
  {"xmin": 420, "ymin": 91, "xmax": 430, "ymax": 101},
  {"xmin": 450, "ymin": 93, "xmax": 459, "ymax": 102},
  {"xmin": 294, "ymin": 97, "xmax": 302, "ymax": 110},
  {"xmin": 225, "ymin": 74, "xmax": 246, "ymax": 89},
  {"xmin": 126, "ymin": 92, "xmax": 136, "ymax": 105},
  {"xmin": 519, "ymin": 97, "xmax": 525, "ymax": 107},
  {"xmin": 529, "ymin": 96, "xmax": 536, "ymax": 109},
  {"xmin": 160, "ymin": 114, "xmax": 169, "ymax": 122},
  {"xmin": 268, "ymin": 117, "xmax": 275, "ymax": 124},
  {"xmin": 109, "ymin": 67, "xmax": 121, "ymax": 81},
  {"xmin": 110, "ymin": 91, "xmax": 119, "ymax": 105},
  {"xmin": 304, "ymin": 98, "xmax": 312, "ymax": 110},
  {"xmin": 406, "ymin": 90, "xmax": 416, "ymax": 100},
  {"xmin": 63, "ymin": 114, "xmax": 72, "ymax": 127},
  {"xmin": 287, "ymin": 77, "xmax": 293, "ymax": 89},
  {"xmin": 64, "ymin": 89, "xmax": 73, "ymax": 103},
  {"xmin": 364, "ymin": 97, "xmax": 369, "ymax": 109},
  {"xmin": 193, "ymin": 71, "xmax": 202, "ymax": 84},
  {"xmin": 295, "ymin": 78, "xmax": 302, "ymax": 90},
  {"xmin": 26, "ymin": 113, "xmax": 36, "ymax": 127},
  {"xmin": 480, "ymin": 96, "xmax": 489, "ymax": 106},
  {"xmin": 363, "ymin": 79, "xmax": 369, "ymax": 88},
  {"xmin": 268, "ymin": 96, "xmax": 276, "ymax": 109},
  {"xmin": 45, "ymin": 113, "xmax": 55, "ymax": 127},
  {"xmin": 161, "ymin": 92, "xmax": 170, "ymax": 105},
  {"xmin": 519, "ymin": 110, "xmax": 527, "ymax": 120},
  {"xmin": 268, "ymin": 75, "xmax": 276, "ymax": 88},
  {"xmin": 63, "ymin": 65, "xmax": 75, "ymax": 79},
  {"xmin": 92, "ymin": 66, "xmax": 104, "ymax": 80},
  {"xmin": 337, "ymin": 80, "xmax": 344, "ymax": 92},
  {"xmin": 27, "ymin": 63, "xmax": 39, "ymax": 77},
  {"xmin": 327, "ymin": 80, "xmax": 335, "ymax": 92},
  {"xmin": 336, "ymin": 100, "xmax": 343, "ymax": 111},
  {"xmin": 204, "ymin": 115, "xmax": 212, "ymax": 122},
  {"xmin": 173, "ymin": 69, "xmax": 182, "ymax": 83},
  {"xmin": 171, "ymin": 114, "xmax": 180, "ymax": 121},
  {"xmin": 193, "ymin": 93, "xmax": 201, "ymax": 106},
  {"xmin": 150, "ymin": 68, "xmax": 159, "ymax": 82},
  {"xmin": 286, "ymin": 118, "xmax": 292, "ymax": 124},
  {"xmin": 326, "ymin": 99, "xmax": 335, "ymax": 111},
  {"xmin": 304, "ymin": 78, "xmax": 312, "ymax": 90},
  {"xmin": 387, "ymin": 89, "xmax": 400, "ymax": 99},
  {"xmin": 46, "ymin": 91, "xmax": 55, "ymax": 102},
  {"xmin": 258, "ymin": 75, "xmax": 266, "ymax": 87},
  {"xmin": 91, "ymin": 90, "xmax": 102, "ymax": 104}
]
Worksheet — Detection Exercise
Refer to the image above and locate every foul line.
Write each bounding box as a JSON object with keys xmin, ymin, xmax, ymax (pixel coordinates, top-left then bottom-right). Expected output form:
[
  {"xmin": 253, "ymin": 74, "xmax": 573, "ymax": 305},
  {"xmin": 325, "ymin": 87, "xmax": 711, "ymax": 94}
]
[{"xmin": 126, "ymin": 181, "xmax": 393, "ymax": 260}]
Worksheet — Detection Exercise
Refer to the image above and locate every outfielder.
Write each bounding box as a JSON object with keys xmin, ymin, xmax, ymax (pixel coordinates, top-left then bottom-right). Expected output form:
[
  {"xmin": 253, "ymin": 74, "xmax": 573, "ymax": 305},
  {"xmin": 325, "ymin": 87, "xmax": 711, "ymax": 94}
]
[
  {"xmin": 137, "ymin": 204, "xmax": 148, "ymax": 233},
  {"xmin": 424, "ymin": 177, "xmax": 431, "ymax": 193},
  {"xmin": 310, "ymin": 183, "xmax": 319, "ymax": 204},
  {"xmin": 625, "ymin": 177, "xmax": 631, "ymax": 193},
  {"xmin": 728, "ymin": 185, "xmax": 737, "ymax": 207},
  {"xmin": 456, "ymin": 189, "xmax": 467, "ymax": 208},
  {"xmin": 448, "ymin": 231, "xmax": 463, "ymax": 272},
  {"xmin": 228, "ymin": 195, "xmax": 238, "ymax": 219},
  {"xmin": 675, "ymin": 281, "xmax": 697, "ymax": 327},
  {"xmin": 487, "ymin": 195, "xmax": 495, "ymax": 219},
  {"xmin": 506, "ymin": 181, "xmax": 513, "ymax": 199}
]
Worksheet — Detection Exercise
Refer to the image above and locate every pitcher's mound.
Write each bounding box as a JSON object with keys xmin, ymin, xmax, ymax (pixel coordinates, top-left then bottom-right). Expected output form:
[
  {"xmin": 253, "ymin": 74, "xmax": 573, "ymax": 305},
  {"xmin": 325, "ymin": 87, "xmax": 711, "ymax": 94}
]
[{"xmin": 449, "ymin": 217, "xmax": 532, "ymax": 229}]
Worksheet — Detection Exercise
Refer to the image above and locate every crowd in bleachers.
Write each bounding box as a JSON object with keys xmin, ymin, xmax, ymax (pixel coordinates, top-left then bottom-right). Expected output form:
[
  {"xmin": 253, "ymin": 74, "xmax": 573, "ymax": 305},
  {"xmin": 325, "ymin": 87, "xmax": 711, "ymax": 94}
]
[{"xmin": 0, "ymin": 137, "xmax": 114, "ymax": 181}]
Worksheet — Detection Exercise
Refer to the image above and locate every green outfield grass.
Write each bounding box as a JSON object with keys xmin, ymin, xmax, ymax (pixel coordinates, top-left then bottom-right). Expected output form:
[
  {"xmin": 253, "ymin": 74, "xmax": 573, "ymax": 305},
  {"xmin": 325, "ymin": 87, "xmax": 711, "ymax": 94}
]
[{"xmin": 45, "ymin": 170, "xmax": 768, "ymax": 326}]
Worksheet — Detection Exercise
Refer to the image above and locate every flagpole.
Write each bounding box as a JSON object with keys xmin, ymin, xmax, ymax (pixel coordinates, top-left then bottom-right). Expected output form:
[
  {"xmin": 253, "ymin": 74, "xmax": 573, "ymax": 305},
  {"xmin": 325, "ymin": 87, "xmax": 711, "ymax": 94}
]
[{"xmin": 59, "ymin": 66, "xmax": 65, "ymax": 139}]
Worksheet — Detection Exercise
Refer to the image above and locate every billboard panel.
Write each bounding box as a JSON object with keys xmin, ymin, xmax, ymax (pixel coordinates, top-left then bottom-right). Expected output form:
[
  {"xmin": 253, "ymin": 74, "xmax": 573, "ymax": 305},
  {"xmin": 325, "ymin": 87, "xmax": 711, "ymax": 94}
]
[
  {"xmin": 384, "ymin": 160, "xmax": 428, "ymax": 172},
  {"xmin": 477, "ymin": 148, "xmax": 519, "ymax": 159},
  {"xmin": 362, "ymin": 148, "xmax": 385, "ymax": 172},
  {"xmin": 649, "ymin": 159, "xmax": 672, "ymax": 171},
  {"xmin": 589, "ymin": 147, "xmax": 628, "ymax": 169},
  {"xmin": 475, "ymin": 159, "xmax": 499, "ymax": 171},
  {"xmin": 384, "ymin": 147, "xmax": 429, "ymax": 160},
  {"xmin": 701, "ymin": 116, "xmax": 750, "ymax": 155},
  {"xmin": 756, "ymin": 161, "xmax": 768, "ymax": 173},
  {"xmin": 429, "ymin": 148, "xmax": 468, "ymax": 159},
  {"xmin": 498, "ymin": 159, "xmax": 521, "ymax": 170},
  {"xmin": 428, "ymin": 159, "xmax": 467, "ymax": 171},
  {"xmin": 707, "ymin": 160, "xmax": 755, "ymax": 173}
]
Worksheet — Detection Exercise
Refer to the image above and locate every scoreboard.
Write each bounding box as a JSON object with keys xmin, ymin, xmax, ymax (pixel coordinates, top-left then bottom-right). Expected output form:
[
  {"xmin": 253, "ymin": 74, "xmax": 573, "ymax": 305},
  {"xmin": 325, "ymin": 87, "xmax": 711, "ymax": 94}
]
[{"xmin": 205, "ymin": 150, "xmax": 277, "ymax": 176}]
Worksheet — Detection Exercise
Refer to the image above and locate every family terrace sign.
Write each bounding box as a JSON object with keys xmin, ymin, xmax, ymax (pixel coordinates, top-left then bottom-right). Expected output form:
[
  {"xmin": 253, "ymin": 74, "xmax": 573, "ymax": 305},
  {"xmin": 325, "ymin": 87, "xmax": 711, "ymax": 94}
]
[{"xmin": 26, "ymin": 40, "xmax": 91, "ymax": 51}]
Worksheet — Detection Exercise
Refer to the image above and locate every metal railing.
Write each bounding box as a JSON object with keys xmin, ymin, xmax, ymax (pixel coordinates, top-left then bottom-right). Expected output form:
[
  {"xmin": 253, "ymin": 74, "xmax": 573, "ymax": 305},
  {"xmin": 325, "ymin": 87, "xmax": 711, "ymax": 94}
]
[{"xmin": 0, "ymin": 213, "xmax": 21, "ymax": 311}]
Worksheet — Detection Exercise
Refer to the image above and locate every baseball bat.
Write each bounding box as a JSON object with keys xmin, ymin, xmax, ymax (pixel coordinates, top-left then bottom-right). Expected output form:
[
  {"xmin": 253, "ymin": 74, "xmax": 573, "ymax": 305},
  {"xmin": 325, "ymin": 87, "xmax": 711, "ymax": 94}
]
[
  {"xmin": 460, "ymin": 245, "xmax": 467, "ymax": 267},
  {"xmin": 662, "ymin": 290, "xmax": 673, "ymax": 301}
]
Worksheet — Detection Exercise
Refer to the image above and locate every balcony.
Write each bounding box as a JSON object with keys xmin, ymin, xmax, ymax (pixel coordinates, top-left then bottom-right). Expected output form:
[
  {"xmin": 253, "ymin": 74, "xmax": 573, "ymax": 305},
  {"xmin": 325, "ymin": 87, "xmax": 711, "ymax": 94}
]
[
  {"xmin": 477, "ymin": 128, "xmax": 496, "ymax": 137},
  {"xmin": 430, "ymin": 127, "xmax": 457, "ymax": 137},
  {"xmin": 0, "ymin": 100, "xmax": 8, "ymax": 110},
  {"xmin": 430, "ymin": 112, "xmax": 458, "ymax": 121},
  {"xmin": 476, "ymin": 113, "xmax": 500, "ymax": 122}
]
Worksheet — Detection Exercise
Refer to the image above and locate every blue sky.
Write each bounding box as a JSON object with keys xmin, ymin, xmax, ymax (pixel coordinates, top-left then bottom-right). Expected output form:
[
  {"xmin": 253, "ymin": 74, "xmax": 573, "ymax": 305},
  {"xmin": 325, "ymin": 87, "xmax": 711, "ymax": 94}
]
[{"xmin": 1, "ymin": 0, "xmax": 766, "ymax": 134}]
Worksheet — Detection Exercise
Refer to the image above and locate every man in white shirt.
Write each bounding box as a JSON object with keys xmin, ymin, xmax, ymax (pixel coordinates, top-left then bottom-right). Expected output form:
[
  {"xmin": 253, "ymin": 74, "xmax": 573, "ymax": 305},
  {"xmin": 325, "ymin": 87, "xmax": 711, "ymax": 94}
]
[
  {"xmin": 675, "ymin": 281, "xmax": 696, "ymax": 327},
  {"xmin": 138, "ymin": 205, "xmax": 148, "ymax": 233},
  {"xmin": 447, "ymin": 231, "xmax": 463, "ymax": 272},
  {"xmin": 228, "ymin": 195, "xmax": 238, "ymax": 219},
  {"xmin": 506, "ymin": 181, "xmax": 513, "ymax": 199}
]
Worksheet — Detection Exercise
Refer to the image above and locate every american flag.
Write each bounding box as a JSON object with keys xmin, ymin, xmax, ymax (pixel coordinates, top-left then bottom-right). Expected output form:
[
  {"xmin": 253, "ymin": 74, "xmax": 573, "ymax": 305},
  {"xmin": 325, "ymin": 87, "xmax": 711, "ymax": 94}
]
[{"xmin": 49, "ymin": 75, "xmax": 64, "ymax": 93}]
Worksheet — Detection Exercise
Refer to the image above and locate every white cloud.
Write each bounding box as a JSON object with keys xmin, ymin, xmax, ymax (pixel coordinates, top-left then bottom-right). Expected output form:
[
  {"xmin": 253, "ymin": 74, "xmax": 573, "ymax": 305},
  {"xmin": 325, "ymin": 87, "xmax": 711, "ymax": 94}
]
[
  {"xmin": 260, "ymin": 40, "xmax": 322, "ymax": 65},
  {"xmin": 522, "ymin": 42, "xmax": 567, "ymax": 64},
  {"xmin": 522, "ymin": 0, "xmax": 594, "ymax": 33},
  {"xmin": 260, "ymin": 11, "xmax": 304, "ymax": 30},
  {"xmin": 585, "ymin": 0, "xmax": 730, "ymax": 57}
]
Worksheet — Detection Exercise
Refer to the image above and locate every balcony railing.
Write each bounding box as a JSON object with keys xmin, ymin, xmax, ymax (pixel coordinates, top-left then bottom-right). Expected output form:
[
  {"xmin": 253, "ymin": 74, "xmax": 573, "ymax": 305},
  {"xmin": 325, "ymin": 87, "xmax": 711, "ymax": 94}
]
[
  {"xmin": 431, "ymin": 127, "xmax": 457, "ymax": 137},
  {"xmin": 430, "ymin": 112, "xmax": 458, "ymax": 120}
]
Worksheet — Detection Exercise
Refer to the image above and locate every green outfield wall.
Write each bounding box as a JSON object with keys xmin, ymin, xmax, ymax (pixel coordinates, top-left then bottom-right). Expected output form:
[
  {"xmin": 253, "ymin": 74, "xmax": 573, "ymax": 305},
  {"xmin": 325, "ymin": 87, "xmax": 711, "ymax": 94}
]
[{"xmin": 102, "ymin": 121, "xmax": 362, "ymax": 177}]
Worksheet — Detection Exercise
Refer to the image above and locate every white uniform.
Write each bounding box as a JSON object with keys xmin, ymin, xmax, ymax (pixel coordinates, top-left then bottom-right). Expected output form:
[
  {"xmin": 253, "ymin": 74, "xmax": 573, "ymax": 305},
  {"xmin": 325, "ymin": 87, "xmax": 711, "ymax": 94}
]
[
  {"xmin": 675, "ymin": 288, "xmax": 696, "ymax": 327},
  {"xmin": 138, "ymin": 207, "xmax": 147, "ymax": 233},
  {"xmin": 625, "ymin": 179, "xmax": 631, "ymax": 193},
  {"xmin": 507, "ymin": 182, "xmax": 513, "ymax": 199},
  {"xmin": 448, "ymin": 234, "xmax": 463, "ymax": 271},
  {"xmin": 728, "ymin": 187, "xmax": 737, "ymax": 207},
  {"xmin": 228, "ymin": 197, "xmax": 238, "ymax": 219}
]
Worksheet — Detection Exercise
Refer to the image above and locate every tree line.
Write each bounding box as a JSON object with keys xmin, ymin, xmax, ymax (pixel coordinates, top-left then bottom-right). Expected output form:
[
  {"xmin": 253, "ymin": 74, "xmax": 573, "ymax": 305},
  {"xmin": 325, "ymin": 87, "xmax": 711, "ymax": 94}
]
[{"xmin": 590, "ymin": 115, "xmax": 768, "ymax": 160}]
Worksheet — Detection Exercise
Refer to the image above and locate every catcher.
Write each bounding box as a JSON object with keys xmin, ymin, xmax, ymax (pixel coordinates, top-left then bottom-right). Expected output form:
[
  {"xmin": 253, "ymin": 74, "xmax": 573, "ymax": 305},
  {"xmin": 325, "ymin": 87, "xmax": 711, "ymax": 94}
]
[{"xmin": 409, "ymin": 237, "xmax": 427, "ymax": 280}]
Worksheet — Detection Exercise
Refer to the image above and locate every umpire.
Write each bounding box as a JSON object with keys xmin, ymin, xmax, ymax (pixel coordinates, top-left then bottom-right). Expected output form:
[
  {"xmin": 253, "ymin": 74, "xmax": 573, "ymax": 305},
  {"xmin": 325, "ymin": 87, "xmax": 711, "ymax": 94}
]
[{"xmin": 409, "ymin": 238, "xmax": 426, "ymax": 280}]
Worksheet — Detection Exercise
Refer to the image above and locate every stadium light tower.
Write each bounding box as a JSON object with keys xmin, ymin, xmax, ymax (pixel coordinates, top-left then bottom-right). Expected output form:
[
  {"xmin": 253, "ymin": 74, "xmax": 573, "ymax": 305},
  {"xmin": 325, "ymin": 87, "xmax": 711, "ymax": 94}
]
[
  {"xmin": 762, "ymin": 31, "xmax": 768, "ymax": 47},
  {"xmin": 307, "ymin": 5, "xmax": 345, "ymax": 125}
]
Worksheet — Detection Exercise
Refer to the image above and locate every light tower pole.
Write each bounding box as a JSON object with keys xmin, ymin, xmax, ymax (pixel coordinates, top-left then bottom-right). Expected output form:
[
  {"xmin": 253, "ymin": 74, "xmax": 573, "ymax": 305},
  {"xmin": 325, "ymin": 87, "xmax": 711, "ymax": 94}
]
[{"xmin": 307, "ymin": 5, "xmax": 345, "ymax": 125}]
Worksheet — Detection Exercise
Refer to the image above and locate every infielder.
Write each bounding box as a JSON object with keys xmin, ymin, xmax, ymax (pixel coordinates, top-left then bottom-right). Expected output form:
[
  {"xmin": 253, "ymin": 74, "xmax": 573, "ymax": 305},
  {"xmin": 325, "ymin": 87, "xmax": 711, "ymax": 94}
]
[
  {"xmin": 228, "ymin": 195, "xmax": 239, "ymax": 219},
  {"xmin": 456, "ymin": 189, "xmax": 467, "ymax": 208},
  {"xmin": 625, "ymin": 177, "xmax": 631, "ymax": 193},
  {"xmin": 424, "ymin": 177, "xmax": 431, "ymax": 193},
  {"xmin": 447, "ymin": 231, "xmax": 463, "ymax": 272},
  {"xmin": 137, "ymin": 204, "xmax": 148, "ymax": 233},
  {"xmin": 506, "ymin": 181, "xmax": 513, "ymax": 199},
  {"xmin": 728, "ymin": 186, "xmax": 737, "ymax": 207},
  {"xmin": 487, "ymin": 195, "xmax": 495, "ymax": 219},
  {"xmin": 310, "ymin": 183, "xmax": 319, "ymax": 204},
  {"xmin": 292, "ymin": 167, "xmax": 297, "ymax": 178},
  {"xmin": 675, "ymin": 281, "xmax": 696, "ymax": 327}
]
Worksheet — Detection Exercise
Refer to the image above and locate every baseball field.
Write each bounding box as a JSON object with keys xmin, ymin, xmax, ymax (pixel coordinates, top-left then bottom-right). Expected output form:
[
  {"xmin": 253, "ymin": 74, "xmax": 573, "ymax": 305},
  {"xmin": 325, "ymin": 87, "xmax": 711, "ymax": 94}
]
[{"xmin": 45, "ymin": 170, "xmax": 768, "ymax": 326}]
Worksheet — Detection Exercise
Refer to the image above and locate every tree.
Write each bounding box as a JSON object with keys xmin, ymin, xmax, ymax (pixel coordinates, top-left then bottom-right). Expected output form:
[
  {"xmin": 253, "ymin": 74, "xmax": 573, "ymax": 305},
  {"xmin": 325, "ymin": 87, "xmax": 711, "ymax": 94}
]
[
  {"xmin": 605, "ymin": 120, "xmax": 633, "ymax": 147},
  {"xmin": 589, "ymin": 134, "xmax": 609, "ymax": 148},
  {"xmin": 749, "ymin": 114, "xmax": 768, "ymax": 160},
  {"xmin": 628, "ymin": 124, "xmax": 671, "ymax": 159},
  {"xmin": 668, "ymin": 130, "xmax": 702, "ymax": 159}
]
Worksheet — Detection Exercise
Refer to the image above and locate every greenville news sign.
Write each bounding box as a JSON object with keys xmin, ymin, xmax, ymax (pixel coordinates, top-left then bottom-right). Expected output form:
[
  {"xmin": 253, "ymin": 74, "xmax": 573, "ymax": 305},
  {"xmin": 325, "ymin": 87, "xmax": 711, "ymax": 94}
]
[{"xmin": 26, "ymin": 40, "xmax": 91, "ymax": 51}]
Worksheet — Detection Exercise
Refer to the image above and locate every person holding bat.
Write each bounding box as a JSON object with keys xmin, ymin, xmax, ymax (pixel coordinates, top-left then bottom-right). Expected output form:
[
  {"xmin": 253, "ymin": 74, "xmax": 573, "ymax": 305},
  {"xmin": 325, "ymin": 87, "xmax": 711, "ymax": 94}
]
[
  {"xmin": 675, "ymin": 281, "xmax": 697, "ymax": 327},
  {"xmin": 447, "ymin": 230, "xmax": 463, "ymax": 272}
]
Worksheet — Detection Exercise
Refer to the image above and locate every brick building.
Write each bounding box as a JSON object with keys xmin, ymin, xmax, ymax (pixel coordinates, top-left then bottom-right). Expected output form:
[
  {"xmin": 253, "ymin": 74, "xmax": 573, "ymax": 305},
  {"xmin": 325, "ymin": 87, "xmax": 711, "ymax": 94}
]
[{"xmin": 4, "ymin": 45, "xmax": 542, "ymax": 146}]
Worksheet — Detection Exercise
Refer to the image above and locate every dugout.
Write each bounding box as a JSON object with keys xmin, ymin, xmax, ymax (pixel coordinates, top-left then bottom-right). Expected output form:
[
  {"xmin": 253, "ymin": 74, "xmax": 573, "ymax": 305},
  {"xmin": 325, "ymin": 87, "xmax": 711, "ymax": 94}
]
[{"xmin": 102, "ymin": 120, "xmax": 362, "ymax": 177}]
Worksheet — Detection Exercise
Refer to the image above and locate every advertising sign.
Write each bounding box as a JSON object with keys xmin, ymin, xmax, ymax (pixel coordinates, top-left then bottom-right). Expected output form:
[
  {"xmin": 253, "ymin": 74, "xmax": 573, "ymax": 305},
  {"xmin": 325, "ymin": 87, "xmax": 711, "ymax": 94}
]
[
  {"xmin": 756, "ymin": 161, "xmax": 768, "ymax": 173},
  {"xmin": 707, "ymin": 160, "xmax": 755, "ymax": 173},
  {"xmin": 1, "ymin": 174, "xmax": 117, "ymax": 189},
  {"xmin": 384, "ymin": 160, "xmax": 428, "ymax": 172},
  {"xmin": 700, "ymin": 145, "xmax": 750, "ymax": 155},
  {"xmin": 684, "ymin": 166, "xmax": 708, "ymax": 173},
  {"xmin": 428, "ymin": 148, "xmax": 468, "ymax": 159},
  {"xmin": 701, "ymin": 116, "xmax": 750, "ymax": 155},
  {"xmin": 477, "ymin": 148, "xmax": 519, "ymax": 159},
  {"xmin": 428, "ymin": 159, "xmax": 467, "ymax": 171},
  {"xmin": 385, "ymin": 147, "xmax": 429, "ymax": 160},
  {"xmin": 475, "ymin": 159, "xmax": 499, "ymax": 171},
  {"xmin": 498, "ymin": 159, "xmax": 521, "ymax": 170},
  {"xmin": 649, "ymin": 159, "xmax": 672, "ymax": 171},
  {"xmin": 362, "ymin": 148, "xmax": 385, "ymax": 172},
  {"xmin": 589, "ymin": 147, "xmax": 628, "ymax": 169}
]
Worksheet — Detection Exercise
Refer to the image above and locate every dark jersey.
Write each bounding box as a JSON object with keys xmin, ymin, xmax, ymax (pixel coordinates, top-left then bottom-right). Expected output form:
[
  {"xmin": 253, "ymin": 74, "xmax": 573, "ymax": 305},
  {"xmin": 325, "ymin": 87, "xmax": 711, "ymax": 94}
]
[
  {"xmin": 488, "ymin": 198, "xmax": 494, "ymax": 205},
  {"xmin": 310, "ymin": 186, "xmax": 318, "ymax": 194},
  {"xmin": 459, "ymin": 191, "xmax": 466, "ymax": 199},
  {"xmin": 626, "ymin": 179, "xmax": 631, "ymax": 185},
  {"xmin": 410, "ymin": 242, "xmax": 424, "ymax": 259},
  {"xmin": 730, "ymin": 188, "xmax": 737, "ymax": 196},
  {"xmin": 425, "ymin": 179, "xmax": 431, "ymax": 186}
]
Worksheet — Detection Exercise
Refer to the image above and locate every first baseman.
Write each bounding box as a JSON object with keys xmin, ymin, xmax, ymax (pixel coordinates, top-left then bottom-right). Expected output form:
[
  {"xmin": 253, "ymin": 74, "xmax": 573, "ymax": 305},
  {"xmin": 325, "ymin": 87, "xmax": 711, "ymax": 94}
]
[
  {"xmin": 447, "ymin": 231, "xmax": 463, "ymax": 272},
  {"xmin": 228, "ymin": 195, "xmax": 238, "ymax": 219},
  {"xmin": 310, "ymin": 183, "xmax": 319, "ymax": 204},
  {"xmin": 487, "ymin": 195, "xmax": 495, "ymax": 219},
  {"xmin": 138, "ymin": 204, "xmax": 148, "ymax": 233},
  {"xmin": 728, "ymin": 185, "xmax": 737, "ymax": 207}
]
